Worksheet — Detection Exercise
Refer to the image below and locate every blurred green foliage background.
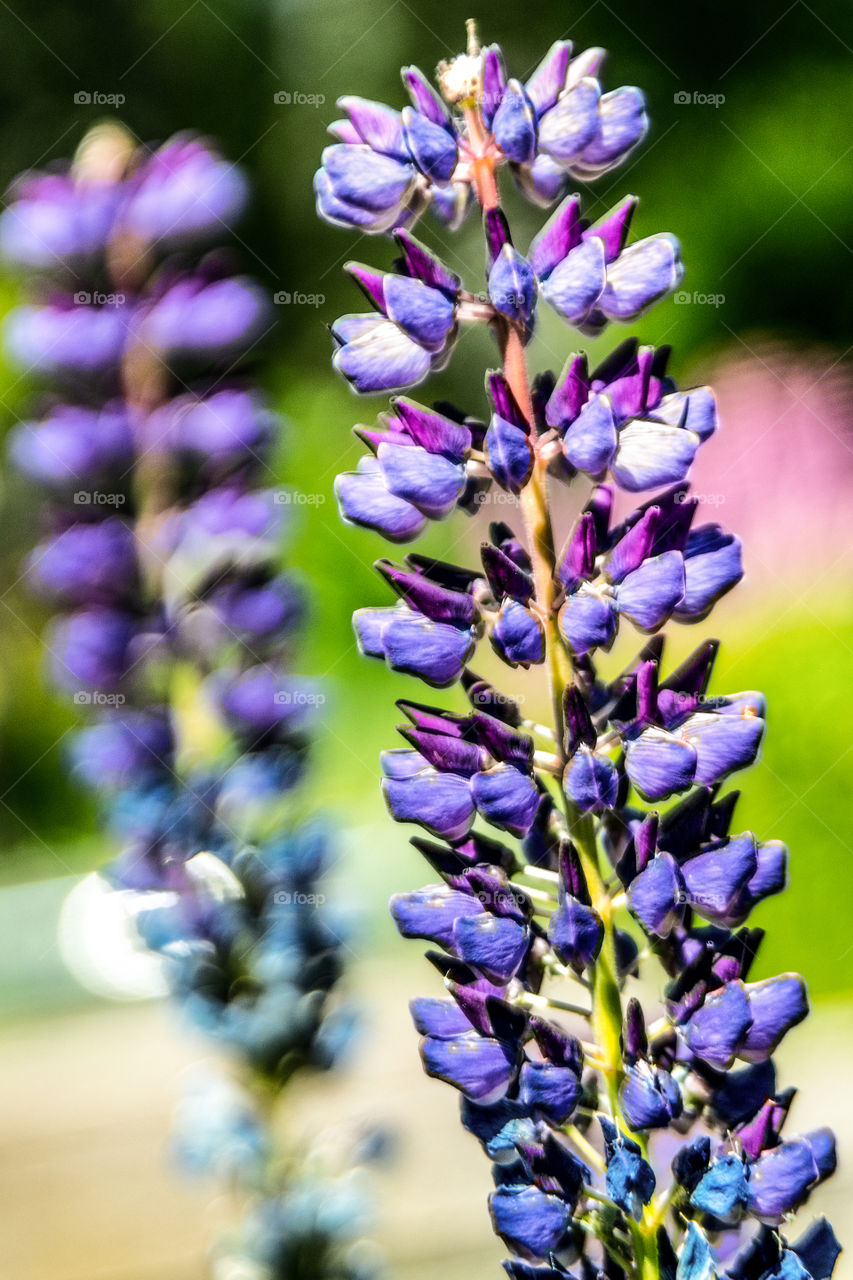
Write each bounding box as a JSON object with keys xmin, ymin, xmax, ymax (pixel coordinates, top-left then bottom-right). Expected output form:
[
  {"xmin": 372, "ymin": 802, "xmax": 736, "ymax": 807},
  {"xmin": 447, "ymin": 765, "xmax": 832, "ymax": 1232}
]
[{"xmin": 0, "ymin": 0, "xmax": 850, "ymax": 1005}]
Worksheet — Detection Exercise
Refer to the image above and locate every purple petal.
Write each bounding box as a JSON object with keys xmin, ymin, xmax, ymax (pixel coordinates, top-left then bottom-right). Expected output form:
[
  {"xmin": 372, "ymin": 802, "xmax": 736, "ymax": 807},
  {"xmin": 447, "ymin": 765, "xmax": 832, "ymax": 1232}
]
[
  {"xmin": 472, "ymin": 765, "xmax": 541, "ymax": 837},
  {"xmin": 491, "ymin": 600, "xmax": 545, "ymax": 668},
  {"xmin": 562, "ymin": 747, "xmax": 619, "ymax": 813},
  {"xmin": 485, "ymin": 416, "xmax": 534, "ymax": 493},
  {"xmin": 377, "ymin": 440, "xmax": 465, "ymax": 518},
  {"xmin": 740, "ymin": 974, "xmax": 809, "ymax": 1062},
  {"xmin": 599, "ymin": 235, "xmax": 683, "ymax": 321},
  {"xmin": 382, "ymin": 768, "xmax": 475, "ymax": 840},
  {"xmin": 536, "ymin": 80, "xmax": 600, "ymax": 165},
  {"xmin": 562, "ymin": 395, "xmax": 617, "ymax": 473},
  {"xmin": 383, "ymin": 274, "xmax": 455, "ymax": 351},
  {"xmin": 336, "ymin": 462, "xmax": 427, "ymax": 541},
  {"xmin": 577, "ymin": 86, "xmax": 648, "ymax": 170},
  {"xmin": 612, "ymin": 418, "xmax": 700, "ymax": 492},
  {"xmin": 558, "ymin": 590, "xmax": 616, "ymax": 656},
  {"xmin": 454, "ymin": 914, "xmax": 531, "ymax": 983},
  {"xmin": 381, "ymin": 611, "xmax": 474, "ymax": 686},
  {"xmin": 674, "ymin": 527, "xmax": 743, "ymax": 621},
  {"xmin": 525, "ymin": 40, "xmax": 571, "ymax": 115},
  {"xmin": 402, "ymin": 107, "xmax": 457, "ymax": 183},
  {"xmin": 333, "ymin": 317, "xmax": 432, "ymax": 393},
  {"xmin": 490, "ymin": 1185, "xmax": 570, "ymax": 1261},
  {"xmin": 493, "ymin": 80, "xmax": 536, "ymax": 164},
  {"xmin": 529, "ymin": 194, "xmax": 582, "ymax": 278},
  {"xmin": 616, "ymin": 550, "xmax": 685, "ymax": 631},
  {"xmin": 391, "ymin": 884, "xmax": 484, "ymax": 946},
  {"xmin": 540, "ymin": 237, "xmax": 606, "ymax": 325},
  {"xmin": 684, "ymin": 981, "xmax": 752, "ymax": 1070},
  {"xmin": 625, "ymin": 727, "xmax": 697, "ymax": 802},
  {"xmin": 422, "ymin": 1031, "xmax": 518, "ymax": 1104},
  {"xmin": 628, "ymin": 853, "xmax": 685, "ymax": 937}
]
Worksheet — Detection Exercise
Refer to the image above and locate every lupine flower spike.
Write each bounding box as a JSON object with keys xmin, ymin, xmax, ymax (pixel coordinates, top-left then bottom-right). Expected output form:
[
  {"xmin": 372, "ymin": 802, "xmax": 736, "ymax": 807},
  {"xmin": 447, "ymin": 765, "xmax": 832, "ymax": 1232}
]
[
  {"xmin": 5, "ymin": 124, "xmax": 378, "ymax": 1280},
  {"xmin": 319, "ymin": 24, "xmax": 840, "ymax": 1280}
]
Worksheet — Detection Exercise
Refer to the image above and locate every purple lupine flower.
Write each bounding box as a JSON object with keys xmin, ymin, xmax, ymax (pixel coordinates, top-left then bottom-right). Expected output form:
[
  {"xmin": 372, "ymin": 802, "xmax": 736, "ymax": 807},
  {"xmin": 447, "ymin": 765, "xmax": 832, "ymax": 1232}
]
[
  {"xmin": 322, "ymin": 22, "xmax": 839, "ymax": 1280},
  {"xmin": 6, "ymin": 124, "xmax": 370, "ymax": 1278},
  {"xmin": 315, "ymin": 30, "xmax": 647, "ymax": 235}
]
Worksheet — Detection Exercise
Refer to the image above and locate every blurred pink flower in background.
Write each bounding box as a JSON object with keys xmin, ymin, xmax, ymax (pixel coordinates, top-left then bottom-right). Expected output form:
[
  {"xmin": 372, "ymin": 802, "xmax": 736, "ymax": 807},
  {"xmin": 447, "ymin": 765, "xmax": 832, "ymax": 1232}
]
[{"xmin": 685, "ymin": 341, "xmax": 853, "ymax": 593}]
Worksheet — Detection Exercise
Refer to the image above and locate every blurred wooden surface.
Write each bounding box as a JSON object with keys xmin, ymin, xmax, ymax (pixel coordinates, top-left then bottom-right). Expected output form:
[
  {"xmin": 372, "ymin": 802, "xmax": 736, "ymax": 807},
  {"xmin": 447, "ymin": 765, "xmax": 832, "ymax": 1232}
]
[{"xmin": 0, "ymin": 959, "xmax": 849, "ymax": 1279}]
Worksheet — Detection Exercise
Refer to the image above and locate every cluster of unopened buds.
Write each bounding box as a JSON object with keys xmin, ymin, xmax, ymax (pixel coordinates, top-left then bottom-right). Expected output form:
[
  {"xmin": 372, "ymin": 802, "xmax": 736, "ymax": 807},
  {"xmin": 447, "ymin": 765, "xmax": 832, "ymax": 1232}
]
[
  {"xmin": 319, "ymin": 24, "xmax": 841, "ymax": 1280},
  {"xmin": 3, "ymin": 125, "xmax": 375, "ymax": 1280}
]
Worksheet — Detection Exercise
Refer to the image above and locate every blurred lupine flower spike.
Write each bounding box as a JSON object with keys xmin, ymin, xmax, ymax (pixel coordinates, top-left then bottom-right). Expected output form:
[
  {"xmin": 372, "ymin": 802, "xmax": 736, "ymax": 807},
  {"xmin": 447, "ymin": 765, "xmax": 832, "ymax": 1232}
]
[
  {"xmin": 5, "ymin": 123, "xmax": 377, "ymax": 1280},
  {"xmin": 320, "ymin": 21, "xmax": 840, "ymax": 1280}
]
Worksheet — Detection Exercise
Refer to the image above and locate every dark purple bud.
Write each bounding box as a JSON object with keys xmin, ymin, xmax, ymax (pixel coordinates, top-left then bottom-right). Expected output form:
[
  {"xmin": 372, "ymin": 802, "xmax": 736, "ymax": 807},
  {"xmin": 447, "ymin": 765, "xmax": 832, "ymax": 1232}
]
[
  {"xmin": 481, "ymin": 45, "xmax": 507, "ymax": 128},
  {"xmin": 530, "ymin": 194, "xmax": 582, "ymax": 279},
  {"xmin": 390, "ymin": 397, "xmax": 472, "ymax": 459},
  {"xmin": 393, "ymin": 229, "xmax": 460, "ymax": 298},
  {"xmin": 545, "ymin": 351, "xmax": 590, "ymax": 429},
  {"xmin": 471, "ymin": 713, "xmax": 534, "ymax": 771},
  {"xmin": 401, "ymin": 66, "xmax": 450, "ymax": 127},
  {"xmin": 400, "ymin": 727, "xmax": 486, "ymax": 776},
  {"xmin": 482, "ymin": 543, "xmax": 534, "ymax": 602},
  {"xmin": 623, "ymin": 997, "xmax": 648, "ymax": 1062},
  {"xmin": 672, "ymin": 1136, "xmax": 711, "ymax": 1194},
  {"xmin": 563, "ymin": 685, "xmax": 596, "ymax": 756},
  {"xmin": 608, "ymin": 507, "xmax": 661, "ymax": 582},
  {"xmin": 528, "ymin": 1015, "xmax": 584, "ymax": 1073},
  {"xmin": 791, "ymin": 1218, "xmax": 842, "ymax": 1280},
  {"xmin": 707, "ymin": 1060, "xmax": 777, "ymax": 1130},
  {"xmin": 376, "ymin": 561, "xmax": 476, "ymax": 626},
  {"xmin": 525, "ymin": 40, "xmax": 571, "ymax": 115},
  {"xmin": 583, "ymin": 195, "xmax": 638, "ymax": 264},
  {"xmin": 556, "ymin": 511, "xmax": 597, "ymax": 591}
]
